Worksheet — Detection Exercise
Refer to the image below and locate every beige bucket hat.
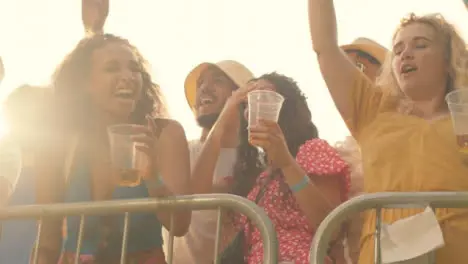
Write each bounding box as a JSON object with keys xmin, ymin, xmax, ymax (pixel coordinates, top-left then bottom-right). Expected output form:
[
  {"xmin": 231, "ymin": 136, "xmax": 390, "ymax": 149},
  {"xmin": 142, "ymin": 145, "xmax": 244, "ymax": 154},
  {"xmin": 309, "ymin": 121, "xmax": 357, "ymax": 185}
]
[
  {"xmin": 184, "ymin": 60, "xmax": 254, "ymax": 110},
  {"xmin": 340, "ymin": 37, "xmax": 389, "ymax": 64}
]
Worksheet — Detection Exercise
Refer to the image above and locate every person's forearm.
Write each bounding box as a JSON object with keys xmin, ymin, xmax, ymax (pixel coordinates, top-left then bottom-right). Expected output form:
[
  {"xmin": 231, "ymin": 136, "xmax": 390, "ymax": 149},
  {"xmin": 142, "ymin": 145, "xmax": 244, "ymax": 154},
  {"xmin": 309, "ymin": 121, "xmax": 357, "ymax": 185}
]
[
  {"xmin": 191, "ymin": 126, "xmax": 224, "ymax": 194},
  {"xmin": 308, "ymin": 0, "xmax": 339, "ymax": 53},
  {"xmin": 282, "ymin": 162, "xmax": 336, "ymax": 229}
]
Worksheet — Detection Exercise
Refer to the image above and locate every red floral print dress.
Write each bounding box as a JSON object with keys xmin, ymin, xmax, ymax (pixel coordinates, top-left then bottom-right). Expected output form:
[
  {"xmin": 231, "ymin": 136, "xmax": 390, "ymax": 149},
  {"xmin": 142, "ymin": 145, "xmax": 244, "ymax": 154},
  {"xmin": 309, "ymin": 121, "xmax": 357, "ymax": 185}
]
[{"xmin": 238, "ymin": 139, "xmax": 350, "ymax": 264}]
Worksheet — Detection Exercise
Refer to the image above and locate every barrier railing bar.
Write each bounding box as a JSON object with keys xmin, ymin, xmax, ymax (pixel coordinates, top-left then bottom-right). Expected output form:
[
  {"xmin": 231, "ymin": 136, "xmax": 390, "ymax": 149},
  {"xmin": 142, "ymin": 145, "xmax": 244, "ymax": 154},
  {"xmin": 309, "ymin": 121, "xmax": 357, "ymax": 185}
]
[
  {"xmin": 74, "ymin": 215, "xmax": 85, "ymax": 264},
  {"xmin": 0, "ymin": 194, "xmax": 278, "ymax": 264},
  {"xmin": 120, "ymin": 212, "xmax": 130, "ymax": 264},
  {"xmin": 310, "ymin": 192, "xmax": 468, "ymax": 264},
  {"xmin": 31, "ymin": 217, "xmax": 42, "ymax": 264},
  {"xmin": 213, "ymin": 207, "xmax": 223, "ymax": 264},
  {"xmin": 167, "ymin": 213, "xmax": 175, "ymax": 264}
]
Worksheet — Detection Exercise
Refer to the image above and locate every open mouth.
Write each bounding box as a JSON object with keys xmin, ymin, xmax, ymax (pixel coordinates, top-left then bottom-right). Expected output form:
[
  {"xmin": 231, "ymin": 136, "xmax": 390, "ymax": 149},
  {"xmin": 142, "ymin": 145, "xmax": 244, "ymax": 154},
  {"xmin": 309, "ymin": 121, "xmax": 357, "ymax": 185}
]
[
  {"xmin": 199, "ymin": 95, "xmax": 217, "ymax": 108},
  {"xmin": 114, "ymin": 88, "xmax": 135, "ymax": 100},
  {"xmin": 401, "ymin": 64, "xmax": 418, "ymax": 75}
]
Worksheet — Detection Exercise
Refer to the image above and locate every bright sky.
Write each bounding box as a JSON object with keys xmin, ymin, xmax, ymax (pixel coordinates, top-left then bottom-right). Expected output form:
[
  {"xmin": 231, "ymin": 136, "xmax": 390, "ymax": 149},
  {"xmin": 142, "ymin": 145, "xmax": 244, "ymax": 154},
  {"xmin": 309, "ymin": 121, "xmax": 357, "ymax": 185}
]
[{"xmin": 0, "ymin": 0, "xmax": 467, "ymax": 143}]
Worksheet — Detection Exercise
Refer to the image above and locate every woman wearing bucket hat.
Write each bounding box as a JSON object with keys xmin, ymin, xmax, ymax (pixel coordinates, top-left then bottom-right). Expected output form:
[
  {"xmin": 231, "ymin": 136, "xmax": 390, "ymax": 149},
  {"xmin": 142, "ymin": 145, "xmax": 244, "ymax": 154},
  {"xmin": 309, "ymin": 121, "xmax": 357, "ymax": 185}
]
[
  {"xmin": 164, "ymin": 60, "xmax": 254, "ymax": 264},
  {"xmin": 309, "ymin": 0, "xmax": 468, "ymax": 263}
]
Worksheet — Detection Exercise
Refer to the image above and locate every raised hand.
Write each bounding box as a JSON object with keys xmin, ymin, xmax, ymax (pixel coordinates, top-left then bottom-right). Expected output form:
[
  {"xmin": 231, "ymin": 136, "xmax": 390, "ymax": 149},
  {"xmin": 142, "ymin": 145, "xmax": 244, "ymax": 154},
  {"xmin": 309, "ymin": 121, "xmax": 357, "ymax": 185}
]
[
  {"xmin": 249, "ymin": 119, "xmax": 295, "ymax": 169},
  {"xmin": 82, "ymin": 0, "xmax": 109, "ymax": 35},
  {"xmin": 215, "ymin": 81, "xmax": 258, "ymax": 131}
]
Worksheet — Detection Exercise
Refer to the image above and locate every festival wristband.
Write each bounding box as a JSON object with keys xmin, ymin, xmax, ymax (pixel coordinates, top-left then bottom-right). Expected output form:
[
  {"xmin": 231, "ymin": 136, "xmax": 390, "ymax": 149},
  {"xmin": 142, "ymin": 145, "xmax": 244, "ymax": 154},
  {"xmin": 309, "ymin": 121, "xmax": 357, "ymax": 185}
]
[{"xmin": 289, "ymin": 175, "xmax": 311, "ymax": 193}]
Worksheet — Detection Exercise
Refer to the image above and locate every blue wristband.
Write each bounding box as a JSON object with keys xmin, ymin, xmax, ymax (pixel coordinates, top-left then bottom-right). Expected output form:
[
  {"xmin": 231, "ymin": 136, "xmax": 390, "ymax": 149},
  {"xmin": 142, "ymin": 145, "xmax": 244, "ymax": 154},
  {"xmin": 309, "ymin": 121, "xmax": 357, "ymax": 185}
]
[{"xmin": 289, "ymin": 175, "xmax": 311, "ymax": 193}]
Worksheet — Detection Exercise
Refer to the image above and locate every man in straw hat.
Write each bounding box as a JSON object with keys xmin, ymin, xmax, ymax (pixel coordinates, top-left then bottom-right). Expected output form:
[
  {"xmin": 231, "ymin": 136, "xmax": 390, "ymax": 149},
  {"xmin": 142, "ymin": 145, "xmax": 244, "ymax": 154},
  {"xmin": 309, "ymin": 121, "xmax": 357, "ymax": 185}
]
[
  {"xmin": 163, "ymin": 60, "xmax": 254, "ymax": 264},
  {"xmin": 338, "ymin": 38, "xmax": 388, "ymax": 264},
  {"xmin": 341, "ymin": 37, "xmax": 388, "ymax": 80}
]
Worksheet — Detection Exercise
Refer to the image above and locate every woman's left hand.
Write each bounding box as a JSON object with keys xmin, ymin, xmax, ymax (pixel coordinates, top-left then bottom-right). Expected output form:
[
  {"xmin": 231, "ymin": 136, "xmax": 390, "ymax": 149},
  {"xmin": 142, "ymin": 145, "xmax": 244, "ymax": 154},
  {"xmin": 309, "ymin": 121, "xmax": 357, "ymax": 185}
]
[
  {"xmin": 249, "ymin": 119, "xmax": 295, "ymax": 169},
  {"xmin": 130, "ymin": 118, "xmax": 159, "ymax": 179}
]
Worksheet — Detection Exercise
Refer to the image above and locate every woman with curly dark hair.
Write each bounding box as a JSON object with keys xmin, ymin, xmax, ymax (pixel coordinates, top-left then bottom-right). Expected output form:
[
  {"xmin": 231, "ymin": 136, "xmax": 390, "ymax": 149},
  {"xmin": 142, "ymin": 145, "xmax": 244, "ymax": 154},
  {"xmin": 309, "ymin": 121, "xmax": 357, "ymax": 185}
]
[
  {"xmin": 198, "ymin": 72, "xmax": 350, "ymax": 264},
  {"xmin": 34, "ymin": 33, "xmax": 191, "ymax": 264}
]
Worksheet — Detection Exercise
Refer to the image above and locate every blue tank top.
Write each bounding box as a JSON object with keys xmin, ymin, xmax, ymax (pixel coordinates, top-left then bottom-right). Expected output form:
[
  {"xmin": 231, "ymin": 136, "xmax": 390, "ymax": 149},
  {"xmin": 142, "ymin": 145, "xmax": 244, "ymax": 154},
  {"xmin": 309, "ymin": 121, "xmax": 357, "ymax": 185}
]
[
  {"xmin": 0, "ymin": 167, "xmax": 37, "ymax": 264},
  {"xmin": 63, "ymin": 151, "xmax": 163, "ymax": 255}
]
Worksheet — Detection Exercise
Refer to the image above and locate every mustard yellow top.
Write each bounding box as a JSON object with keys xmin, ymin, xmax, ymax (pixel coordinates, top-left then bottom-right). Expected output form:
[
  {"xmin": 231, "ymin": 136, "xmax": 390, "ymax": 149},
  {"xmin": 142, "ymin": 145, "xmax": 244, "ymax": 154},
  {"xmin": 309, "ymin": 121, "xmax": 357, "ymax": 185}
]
[{"xmin": 347, "ymin": 70, "xmax": 468, "ymax": 264}]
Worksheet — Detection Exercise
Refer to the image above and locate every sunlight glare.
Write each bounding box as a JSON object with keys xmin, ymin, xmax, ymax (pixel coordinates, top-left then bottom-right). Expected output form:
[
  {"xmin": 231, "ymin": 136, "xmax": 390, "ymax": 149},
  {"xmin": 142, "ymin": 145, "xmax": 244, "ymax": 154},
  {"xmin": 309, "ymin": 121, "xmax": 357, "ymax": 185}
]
[{"xmin": 0, "ymin": 0, "xmax": 466, "ymax": 143}]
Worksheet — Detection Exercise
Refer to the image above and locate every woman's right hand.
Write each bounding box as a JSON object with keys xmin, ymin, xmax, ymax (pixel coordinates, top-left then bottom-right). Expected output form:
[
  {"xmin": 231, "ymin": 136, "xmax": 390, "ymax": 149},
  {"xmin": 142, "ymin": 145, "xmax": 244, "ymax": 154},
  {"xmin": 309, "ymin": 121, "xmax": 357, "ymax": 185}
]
[
  {"xmin": 82, "ymin": 0, "xmax": 109, "ymax": 35},
  {"xmin": 213, "ymin": 81, "xmax": 257, "ymax": 133}
]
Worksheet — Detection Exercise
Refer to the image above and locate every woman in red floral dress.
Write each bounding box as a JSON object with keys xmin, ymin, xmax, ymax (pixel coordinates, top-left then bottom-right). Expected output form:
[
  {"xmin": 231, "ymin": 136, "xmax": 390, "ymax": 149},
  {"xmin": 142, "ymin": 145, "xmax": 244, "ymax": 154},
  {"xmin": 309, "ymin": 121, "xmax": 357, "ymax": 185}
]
[{"xmin": 204, "ymin": 72, "xmax": 350, "ymax": 264}]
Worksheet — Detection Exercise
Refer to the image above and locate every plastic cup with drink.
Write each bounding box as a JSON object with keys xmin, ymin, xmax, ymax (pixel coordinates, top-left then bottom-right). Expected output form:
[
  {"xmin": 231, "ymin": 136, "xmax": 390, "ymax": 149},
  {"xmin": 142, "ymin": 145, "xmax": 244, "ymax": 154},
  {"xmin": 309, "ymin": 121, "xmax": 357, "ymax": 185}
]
[
  {"xmin": 446, "ymin": 89, "xmax": 468, "ymax": 160},
  {"xmin": 107, "ymin": 124, "xmax": 149, "ymax": 187},
  {"xmin": 247, "ymin": 90, "xmax": 285, "ymax": 149}
]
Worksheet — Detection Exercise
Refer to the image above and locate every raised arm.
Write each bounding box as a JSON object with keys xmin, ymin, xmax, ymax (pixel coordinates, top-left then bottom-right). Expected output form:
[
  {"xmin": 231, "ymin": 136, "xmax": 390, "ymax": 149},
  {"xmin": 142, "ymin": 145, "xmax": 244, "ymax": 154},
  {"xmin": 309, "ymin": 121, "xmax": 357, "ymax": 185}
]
[
  {"xmin": 191, "ymin": 82, "xmax": 256, "ymax": 195},
  {"xmin": 82, "ymin": 0, "xmax": 109, "ymax": 35},
  {"xmin": 308, "ymin": 0, "xmax": 359, "ymax": 121}
]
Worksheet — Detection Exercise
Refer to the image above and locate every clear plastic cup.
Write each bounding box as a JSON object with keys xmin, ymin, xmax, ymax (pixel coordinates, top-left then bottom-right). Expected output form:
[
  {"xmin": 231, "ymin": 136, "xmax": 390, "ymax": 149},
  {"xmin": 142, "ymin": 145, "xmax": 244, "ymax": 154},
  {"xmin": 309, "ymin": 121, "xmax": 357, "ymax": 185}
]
[
  {"xmin": 446, "ymin": 89, "xmax": 468, "ymax": 156},
  {"xmin": 107, "ymin": 124, "xmax": 147, "ymax": 187},
  {"xmin": 247, "ymin": 90, "xmax": 284, "ymax": 147}
]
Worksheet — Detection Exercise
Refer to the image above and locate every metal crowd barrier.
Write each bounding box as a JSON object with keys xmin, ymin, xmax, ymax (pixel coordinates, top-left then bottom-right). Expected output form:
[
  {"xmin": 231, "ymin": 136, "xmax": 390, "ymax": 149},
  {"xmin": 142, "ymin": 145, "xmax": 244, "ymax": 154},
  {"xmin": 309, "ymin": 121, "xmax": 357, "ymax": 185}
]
[
  {"xmin": 0, "ymin": 193, "xmax": 278, "ymax": 264},
  {"xmin": 310, "ymin": 192, "xmax": 468, "ymax": 264}
]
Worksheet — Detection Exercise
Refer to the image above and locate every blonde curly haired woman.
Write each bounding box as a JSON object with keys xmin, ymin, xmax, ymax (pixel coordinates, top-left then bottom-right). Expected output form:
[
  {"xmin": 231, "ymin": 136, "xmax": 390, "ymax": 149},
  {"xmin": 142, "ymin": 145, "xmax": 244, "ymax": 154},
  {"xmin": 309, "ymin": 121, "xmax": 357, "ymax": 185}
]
[{"xmin": 308, "ymin": 0, "xmax": 468, "ymax": 262}]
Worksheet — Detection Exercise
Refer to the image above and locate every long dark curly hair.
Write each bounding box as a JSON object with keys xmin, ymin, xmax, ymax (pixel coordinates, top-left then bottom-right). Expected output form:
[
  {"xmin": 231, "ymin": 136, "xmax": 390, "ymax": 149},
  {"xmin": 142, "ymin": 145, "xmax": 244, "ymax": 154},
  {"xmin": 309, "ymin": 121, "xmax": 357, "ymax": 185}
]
[
  {"xmin": 50, "ymin": 34, "xmax": 169, "ymax": 262},
  {"xmin": 231, "ymin": 72, "xmax": 319, "ymax": 198},
  {"xmin": 52, "ymin": 33, "xmax": 168, "ymax": 133}
]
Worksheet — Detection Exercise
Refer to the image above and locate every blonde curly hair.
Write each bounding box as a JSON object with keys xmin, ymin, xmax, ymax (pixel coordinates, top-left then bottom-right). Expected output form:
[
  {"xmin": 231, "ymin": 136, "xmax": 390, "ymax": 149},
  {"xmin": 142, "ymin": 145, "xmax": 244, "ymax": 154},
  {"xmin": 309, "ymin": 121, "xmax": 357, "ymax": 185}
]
[{"xmin": 377, "ymin": 13, "xmax": 468, "ymax": 97}]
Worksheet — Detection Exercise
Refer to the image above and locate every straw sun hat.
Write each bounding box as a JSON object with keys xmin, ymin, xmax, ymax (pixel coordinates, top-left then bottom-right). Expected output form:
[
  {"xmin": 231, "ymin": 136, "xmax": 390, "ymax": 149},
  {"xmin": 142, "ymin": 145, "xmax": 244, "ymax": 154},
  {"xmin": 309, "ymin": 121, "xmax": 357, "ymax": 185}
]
[
  {"xmin": 184, "ymin": 60, "xmax": 254, "ymax": 110},
  {"xmin": 340, "ymin": 37, "xmax": 389, "ymax": 64}
]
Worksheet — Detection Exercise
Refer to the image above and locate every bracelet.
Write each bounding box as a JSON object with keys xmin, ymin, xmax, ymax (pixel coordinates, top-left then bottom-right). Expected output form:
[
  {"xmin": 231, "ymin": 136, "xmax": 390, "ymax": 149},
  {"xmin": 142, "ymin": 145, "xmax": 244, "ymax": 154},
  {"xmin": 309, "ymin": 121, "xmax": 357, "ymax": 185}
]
[
  {"xmin": 145, "ymin": 176, "xmax": 165, "ymax": 189},
  {"xmin": 289, "ymin": 175, "xmax": 311, "ymax": 193}
]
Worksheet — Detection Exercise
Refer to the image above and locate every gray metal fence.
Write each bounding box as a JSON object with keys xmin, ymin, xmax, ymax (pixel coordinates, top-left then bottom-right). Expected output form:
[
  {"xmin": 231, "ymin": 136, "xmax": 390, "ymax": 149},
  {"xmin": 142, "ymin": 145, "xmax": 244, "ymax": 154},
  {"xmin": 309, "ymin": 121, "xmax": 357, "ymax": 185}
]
[
  {"xmin": 0, "ymin": 193, "xmax": 278, "ymax": 264},
  {"xmin": 309, "ymin": 192, "xmax": 468, "ymax": 264}
]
